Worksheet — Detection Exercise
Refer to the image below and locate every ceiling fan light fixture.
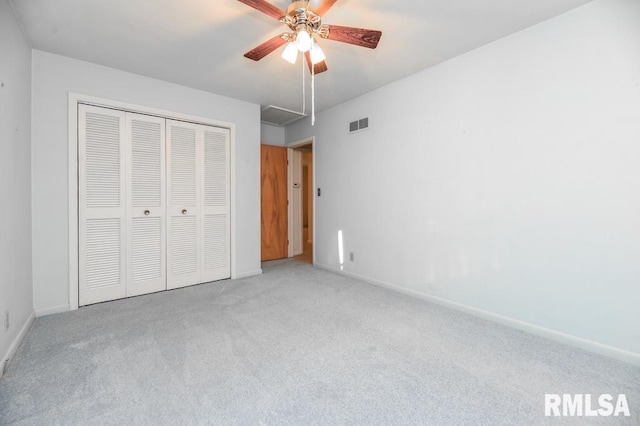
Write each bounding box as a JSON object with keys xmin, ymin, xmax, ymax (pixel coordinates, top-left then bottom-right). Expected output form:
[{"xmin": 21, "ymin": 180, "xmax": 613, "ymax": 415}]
[
  {"xmin": 295, "ymin": 29, "xmax": 312, "ymax": 52},
  {"xmin": 309, "ymin": 42, "xmax": 325, "ymax": 64},
  {"xmin": 281, "ymin": 42, "xmax": 298, "ymax": 64}
]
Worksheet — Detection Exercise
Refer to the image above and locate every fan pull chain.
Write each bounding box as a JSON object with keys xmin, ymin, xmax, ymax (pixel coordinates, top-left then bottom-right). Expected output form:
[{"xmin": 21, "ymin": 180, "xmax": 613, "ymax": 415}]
[
  {"xmin": 301, "ymin": 55, "xmax": 306, "ymax": 116},
  {"xmin": 311, "ymin": 62, "xmax": 316, "ymax": 126}
]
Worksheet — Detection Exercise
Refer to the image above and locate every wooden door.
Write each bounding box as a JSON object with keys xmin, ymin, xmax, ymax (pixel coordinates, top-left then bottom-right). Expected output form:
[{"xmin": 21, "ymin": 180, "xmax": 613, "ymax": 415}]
[{"xmin": 261, "ymin": 145, "xmax": 288, "ymax": 261}]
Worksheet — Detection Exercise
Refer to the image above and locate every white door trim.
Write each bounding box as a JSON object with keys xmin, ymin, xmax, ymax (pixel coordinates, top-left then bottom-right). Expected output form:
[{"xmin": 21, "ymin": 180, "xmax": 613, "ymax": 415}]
[
  {"xmin": 287, "ymin": 148, "xmax": 303, "ymax": 257},
  {"xmin": 287, "ymin": 148, "xmax": 293, "ymax": 258},
  {"xmin": 68, "ymin": 93, "xmax": 237, "ymax": 311},
  {"xmin": 286, "ymin": 137, "xmax": 315, "ymax": 264}
]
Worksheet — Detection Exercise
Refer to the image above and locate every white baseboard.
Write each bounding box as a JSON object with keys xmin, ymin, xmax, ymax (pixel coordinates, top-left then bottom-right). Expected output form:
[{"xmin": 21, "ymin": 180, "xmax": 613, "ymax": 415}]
[
  {"xmin": 235, "ymin": 269, "xmax": 262, "ymax": 279},
  {"xmin": 35, "ymin": 305, "xmax": 70, "ymax": 317},
  {"xmin": 1, "ymin": 311, "xmax": 35, "ymax": 381},
  {"xmin": 315, "ymin": 263, "xmax": 640, "ymax": 366}
]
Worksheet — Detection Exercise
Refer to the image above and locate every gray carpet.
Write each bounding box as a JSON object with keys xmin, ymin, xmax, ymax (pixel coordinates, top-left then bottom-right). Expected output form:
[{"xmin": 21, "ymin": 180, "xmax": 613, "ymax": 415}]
[{"xmin": 1, "ymin": 259, "xmax": 638, "ymax": 425}]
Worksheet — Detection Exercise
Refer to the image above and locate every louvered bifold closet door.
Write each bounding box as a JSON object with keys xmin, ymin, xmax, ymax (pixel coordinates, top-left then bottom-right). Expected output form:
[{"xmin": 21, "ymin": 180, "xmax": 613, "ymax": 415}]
[
  {"xmin": 167, "ymin": 120, "xmax": 202, "ymax": 289},
  {"xmin": 126, "ymin": 113, "xmax": 167, "ymax": 297},
  {"xmin": 202, "ymin": 127, "xmax": 231, "ymax": 282},
  {"xmin": 79, "ymin": 105, "xmax": 127, "ymax": 305}
]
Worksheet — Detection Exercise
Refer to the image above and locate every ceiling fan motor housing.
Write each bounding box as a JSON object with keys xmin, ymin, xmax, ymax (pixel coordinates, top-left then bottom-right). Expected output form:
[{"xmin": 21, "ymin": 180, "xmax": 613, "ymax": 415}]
[{"xmin": 284, "ymin": 1, "xmax": 326, "ymax": 37}]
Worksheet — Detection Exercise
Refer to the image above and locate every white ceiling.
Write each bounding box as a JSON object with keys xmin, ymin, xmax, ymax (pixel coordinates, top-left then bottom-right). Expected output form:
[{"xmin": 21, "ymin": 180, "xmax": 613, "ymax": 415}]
[{"xmin": 10, "ymin": 0, "xmax": 593, "ymax": 114}]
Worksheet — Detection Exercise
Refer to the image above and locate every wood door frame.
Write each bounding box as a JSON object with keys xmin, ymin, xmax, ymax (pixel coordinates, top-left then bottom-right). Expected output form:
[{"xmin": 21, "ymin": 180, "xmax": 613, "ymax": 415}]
[
  {"xmin": 68, "ymin": 93, "xmax": 237, "ymax": 311},
  {"xmin": 286, "ymin": 137, "xmax": 315, "ymax": 264}
]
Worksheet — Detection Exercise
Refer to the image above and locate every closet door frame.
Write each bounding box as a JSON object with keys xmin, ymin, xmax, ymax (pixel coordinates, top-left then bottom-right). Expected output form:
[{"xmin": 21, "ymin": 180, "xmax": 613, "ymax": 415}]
[{"xmin": 68, "ymin": 93, "xmax": 237, "ymax": 311}]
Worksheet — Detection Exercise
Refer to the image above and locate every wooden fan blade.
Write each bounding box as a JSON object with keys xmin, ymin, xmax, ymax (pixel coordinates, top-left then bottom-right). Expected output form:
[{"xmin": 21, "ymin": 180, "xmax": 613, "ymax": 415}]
[
  {"xmin": 326, "ymin": 25, "xmax": 382, "ymax": 49},
  {"xmin": 304, "ymin": 52, "xmax": 328, "ymax": 74},
  {"xmin": 312, "ymin": 0, "xmax": 338, "ymax": 17},
  {"xmin": 244, "ymin": 35, "xmax": 287, "ymax": 61},
  {"xmin": 237, "ymin": 0, "xmax": 285, "ymax": 20}
]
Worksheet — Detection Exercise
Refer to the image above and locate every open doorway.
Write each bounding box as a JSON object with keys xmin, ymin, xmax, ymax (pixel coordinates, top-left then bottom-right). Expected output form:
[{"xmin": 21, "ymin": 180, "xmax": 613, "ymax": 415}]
[
  {"xmin": 288, "ymin": 140, "xmax": 314, "ymax": 264},
  {"xmin": 297, "ymin": 146, "xmax": 313, "ymax": 264}
]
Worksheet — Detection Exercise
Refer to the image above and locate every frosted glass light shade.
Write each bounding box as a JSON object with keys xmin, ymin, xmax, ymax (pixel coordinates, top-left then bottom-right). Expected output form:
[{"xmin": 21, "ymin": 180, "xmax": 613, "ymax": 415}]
[
  {"xmin": 295, "ymin": 30, "xmax": 312, "ymax": 52},
  {"xmin": 281, "ymin": 42, "xmax": 298, "ymax": 64},
  {"xmin": 309, "ymin": 42, "xmax": 325, "ymax": 64}
]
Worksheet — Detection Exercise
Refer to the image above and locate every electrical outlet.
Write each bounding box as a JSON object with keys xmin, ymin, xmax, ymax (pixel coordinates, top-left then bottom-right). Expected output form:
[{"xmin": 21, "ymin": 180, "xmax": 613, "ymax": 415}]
[
  {"xmin": 349, "ymin": 252, "xmax": 355, "ymax": 262},
  {"xmin": 4, "ymin": 311, "xmax": 8, "ymax": 331}
]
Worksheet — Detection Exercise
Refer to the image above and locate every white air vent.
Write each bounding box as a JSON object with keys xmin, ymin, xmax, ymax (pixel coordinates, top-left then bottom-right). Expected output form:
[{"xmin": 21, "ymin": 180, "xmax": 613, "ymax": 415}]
[{"xmin": 349, "ymin": 117, "xmax": 369, "ymax": 133}]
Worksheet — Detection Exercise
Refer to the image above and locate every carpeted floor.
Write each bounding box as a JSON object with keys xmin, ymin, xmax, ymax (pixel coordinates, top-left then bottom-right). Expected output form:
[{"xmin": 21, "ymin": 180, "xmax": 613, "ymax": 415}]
[{"xmin": 1, "ymin": 259, "xmax": 638, "ymax": 425}]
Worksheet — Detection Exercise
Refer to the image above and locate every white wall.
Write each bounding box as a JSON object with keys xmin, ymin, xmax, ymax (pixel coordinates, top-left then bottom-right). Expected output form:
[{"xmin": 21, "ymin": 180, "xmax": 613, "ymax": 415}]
[
  {"xmin": 261, "ymin": 123, "xmax": 285, "ymax": 146},
  {"xmin": 0, "ymin": 0, "xmax": 34, "ymax": 373},
  {"xmin": 287, "ymin": 0, "xmax": 640, "ymax": 359},
  {"xmin": 31, "ymin": 50, "xmax": 261, "ymax": 314}
]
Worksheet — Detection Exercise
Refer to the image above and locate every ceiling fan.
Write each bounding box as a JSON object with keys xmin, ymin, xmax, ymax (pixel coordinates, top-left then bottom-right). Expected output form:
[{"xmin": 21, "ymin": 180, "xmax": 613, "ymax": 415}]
[{"xmin": 238, "ymin": 0, "xmax": 382, "ymax": 74}]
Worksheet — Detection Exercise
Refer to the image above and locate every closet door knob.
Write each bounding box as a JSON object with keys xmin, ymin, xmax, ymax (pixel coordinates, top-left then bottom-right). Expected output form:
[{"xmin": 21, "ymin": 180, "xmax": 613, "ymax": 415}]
[
  {"xmin": 182, "ymin": 209, "xmax": 187, "ymax": 215},
  {"xmin": 144, "ymin": 210, "xmax": 150, "ymax": 216}
]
